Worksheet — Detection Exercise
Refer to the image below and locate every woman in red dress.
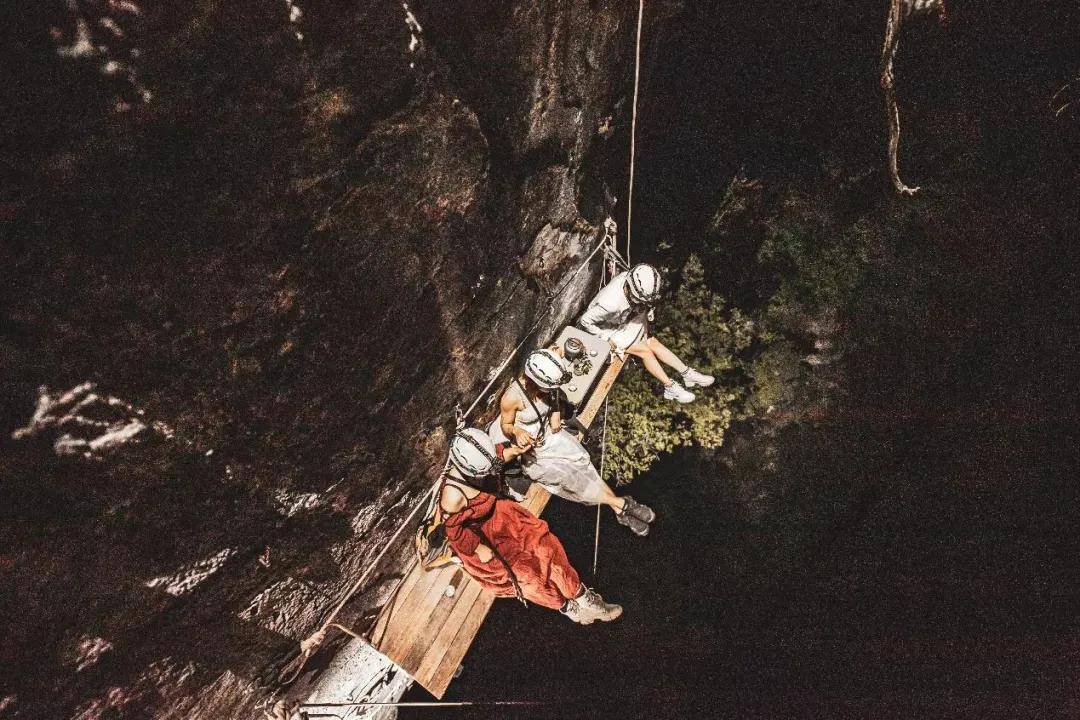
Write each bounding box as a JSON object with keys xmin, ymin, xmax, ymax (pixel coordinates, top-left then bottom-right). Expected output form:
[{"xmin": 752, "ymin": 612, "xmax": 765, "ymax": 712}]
[{"xmin": 441, "ymin": 428, "xmax": 622, "ymax": 624}]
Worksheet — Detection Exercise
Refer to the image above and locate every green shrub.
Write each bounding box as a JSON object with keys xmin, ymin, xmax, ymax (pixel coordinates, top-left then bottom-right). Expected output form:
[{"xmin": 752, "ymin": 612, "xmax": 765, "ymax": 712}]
[{"xmin": 602, "ymin": 255, "xmax": 748, "ymax": 483}]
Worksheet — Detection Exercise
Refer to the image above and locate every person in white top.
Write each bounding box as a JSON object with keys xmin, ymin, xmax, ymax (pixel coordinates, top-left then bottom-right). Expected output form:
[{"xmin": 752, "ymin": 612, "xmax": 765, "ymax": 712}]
[
  {"xmin": 490, "ymin": 348, "xmax": 656, "ymax": 537},
  {"xmin": 578, "ymin": 263, "xmax": 714, "ymax": 403}
]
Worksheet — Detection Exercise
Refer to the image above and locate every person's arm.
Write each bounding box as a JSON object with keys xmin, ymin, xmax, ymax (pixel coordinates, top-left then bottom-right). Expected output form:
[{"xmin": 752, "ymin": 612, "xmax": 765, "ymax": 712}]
[
  {"xmin": 549, "ymin": 407, "xmax": 562, "ymax": 434},
  {"xmin": 439, "ymin": 484, "xmax": 467, "ymax": 514},
  {"xmin": 497, "ymin": 441, "xmax": 531, "ymax": 463},
  {"xmin": 578, "ymin": 298, "xmax": 612, "ymax": 338},
  {"xmin": 441, "ymin": 485, "xmax": 492, "ymax": 559},
  {"xmin": 500, "ymin": 391, "xmax": 535, "ymax": 447}
]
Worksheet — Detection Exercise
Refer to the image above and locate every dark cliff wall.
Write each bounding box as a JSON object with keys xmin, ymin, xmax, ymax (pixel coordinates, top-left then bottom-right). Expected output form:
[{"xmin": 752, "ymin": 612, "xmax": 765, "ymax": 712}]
[{"xmin": 0, "ymin": 2, "xmax": 648, "ymax": 717}]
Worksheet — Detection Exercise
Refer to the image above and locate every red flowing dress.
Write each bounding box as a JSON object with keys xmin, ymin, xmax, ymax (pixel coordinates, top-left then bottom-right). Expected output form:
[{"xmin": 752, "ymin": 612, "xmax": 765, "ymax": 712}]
[{"xmin": 444, "ymin": 491, "xmax": 582, "ymax": 610}]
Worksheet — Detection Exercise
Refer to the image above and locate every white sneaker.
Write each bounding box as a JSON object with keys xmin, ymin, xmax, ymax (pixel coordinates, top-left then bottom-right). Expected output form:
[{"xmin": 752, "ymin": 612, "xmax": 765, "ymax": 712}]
[
  {"xmin": 681, "ymin": 367, "xmax": 715, "ymax": 388},
  {"xmin": 563, "ymin": 588, "xmax": 623, "ymax": 625},
  {"xmin": 663, "ymin": 381, "xmax": 695, "ymax": 403}
]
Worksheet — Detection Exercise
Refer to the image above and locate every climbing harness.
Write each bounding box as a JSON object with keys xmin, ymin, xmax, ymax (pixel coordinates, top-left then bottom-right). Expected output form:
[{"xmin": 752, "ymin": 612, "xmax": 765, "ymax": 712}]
[
  {"xmin": 415, "ymin": 472, "xmax": 455, "ymax": 571},
  {"xmin": 881, "ymin": 0, "xmax": 946, "ymax": 196},
  {"xmin": 431, "ymin": 479, "xmax": 527, "ymax": 605}
]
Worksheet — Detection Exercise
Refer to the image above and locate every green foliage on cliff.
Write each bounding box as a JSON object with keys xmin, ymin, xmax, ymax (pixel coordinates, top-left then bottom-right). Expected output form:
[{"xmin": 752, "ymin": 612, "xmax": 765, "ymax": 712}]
[
  {"xmin": 602, "ymin": 255, "xmax": 750, "ymax": 483},
  {"xmin": 600, "ymin": 182, "xmax": 872, "ymax": 485}
]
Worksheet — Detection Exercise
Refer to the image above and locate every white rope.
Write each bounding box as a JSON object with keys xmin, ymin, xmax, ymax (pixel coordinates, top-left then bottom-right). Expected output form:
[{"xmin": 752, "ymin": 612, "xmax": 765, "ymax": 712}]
[
  {"xmin": 592, "ymin": 395, "xmax": 609, "ymax": 576},
  {"xmin": 279, "ymin": 226, "xmax": 615, "ymax": 684},
  {"xmin": 591, "ymin": 236, "xmax": 616, "ymax": 577},
  {"xmin": 625, "ymin": 0, "xmax": 644, "ymax": 262},
  {"xmin": 269, "ymin": 699, "xmax": 537, "ymax": 720}
]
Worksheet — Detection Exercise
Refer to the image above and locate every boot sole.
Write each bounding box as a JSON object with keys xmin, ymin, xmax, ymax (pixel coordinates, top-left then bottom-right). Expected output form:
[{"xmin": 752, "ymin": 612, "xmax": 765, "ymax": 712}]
[
  {"xmin": 617, "ymin": 515, "xmax": 650, "ymax": 537},
  {"xmin": 579, "ymin": 609, "xmax": 624, "ymax": 625},
  {"xmin": 684, "ymin": 380, "xmax": 714, "ymax": 388}
]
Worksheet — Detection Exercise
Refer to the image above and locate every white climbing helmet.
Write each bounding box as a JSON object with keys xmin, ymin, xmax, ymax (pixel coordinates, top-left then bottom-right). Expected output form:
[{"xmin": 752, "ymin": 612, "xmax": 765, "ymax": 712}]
[
  {"xmin": 626, "ymin": 263, "xmax": 662, "ymax": 305},
  {"xmin": 524, "ymin": 348, "xmax": 570, "ymax": 389},
  {"xmin": 449, "ymin": 428, "xmax": 499, "ymax": 477}
]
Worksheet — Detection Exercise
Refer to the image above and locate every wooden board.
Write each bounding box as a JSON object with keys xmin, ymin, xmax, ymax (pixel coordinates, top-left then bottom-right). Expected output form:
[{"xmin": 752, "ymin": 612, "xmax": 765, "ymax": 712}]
[{"xmin": 368, "ymin": 352, "xmax": 624, "ymax": 698}]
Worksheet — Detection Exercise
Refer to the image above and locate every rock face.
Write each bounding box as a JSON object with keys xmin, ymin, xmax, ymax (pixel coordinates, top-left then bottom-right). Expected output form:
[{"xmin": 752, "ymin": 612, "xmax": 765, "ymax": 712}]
[{"xmin": 0, "ymin": 1, "xmax": 650, "ymax": 717}]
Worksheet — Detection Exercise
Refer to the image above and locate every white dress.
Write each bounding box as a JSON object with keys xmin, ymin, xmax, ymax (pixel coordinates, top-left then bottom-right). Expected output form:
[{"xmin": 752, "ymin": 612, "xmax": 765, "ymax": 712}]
[
  {"xmin": 577, "ymin": 271, "xmax": 649, "ymax": 352},
  {"xmin": 488, "ymin": 382, "xmax": 608, "ymax": 505}
]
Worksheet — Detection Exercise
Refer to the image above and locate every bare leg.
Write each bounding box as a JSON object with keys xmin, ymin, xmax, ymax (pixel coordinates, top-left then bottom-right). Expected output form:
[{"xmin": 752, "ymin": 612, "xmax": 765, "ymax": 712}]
[
  {"xmin": 646, "ymin": 336, "xmax": 689, "ymax": 374},
  {"xmin": 625, "ymin": 342, "xmax": 673, "ymax": 386},
  {"xmin": 595, "ymin": 482, "xmax": 626, "ymax": 513}
]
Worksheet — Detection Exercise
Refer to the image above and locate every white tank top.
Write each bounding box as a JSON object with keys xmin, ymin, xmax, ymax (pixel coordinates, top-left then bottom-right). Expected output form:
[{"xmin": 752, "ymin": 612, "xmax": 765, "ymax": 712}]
[
  {"xmin": 487, "ymin": 381, "xmax": 553, "ymax": 445},
  {"xmin": 509, "ymin": 381, "xmax": 550, "ymax": 433}
]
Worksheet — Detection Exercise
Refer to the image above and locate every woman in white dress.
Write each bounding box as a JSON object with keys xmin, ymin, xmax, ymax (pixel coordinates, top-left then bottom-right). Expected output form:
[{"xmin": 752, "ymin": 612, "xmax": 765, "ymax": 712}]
[
  {"xmin": 578, "ymin": 263, "xmax": 715, "ymax": 404},
  {"xmin": 490, "ymin": 348, "xmax": 655, "ymax": 537}
]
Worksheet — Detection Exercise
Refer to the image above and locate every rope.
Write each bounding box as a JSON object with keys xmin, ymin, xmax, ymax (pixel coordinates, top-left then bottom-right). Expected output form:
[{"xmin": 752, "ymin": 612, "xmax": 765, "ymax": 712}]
[
  {"xmin": 267, "ymin": 699, "xmax": 538, "ymax": 720},
  {"xmin": 592, "ymin": 396, "xmax": 609, "ymax": 576},
  {"xmin": 591, "ymin": 235, "xmax": 616, "ymax": 576},
  {"xmin": 625, "ymin": 0, "xmax": 645, "ymax": 261},
  {"xmin": 278, "ymin": 223, "xmax": 617, "ymax": 686}
]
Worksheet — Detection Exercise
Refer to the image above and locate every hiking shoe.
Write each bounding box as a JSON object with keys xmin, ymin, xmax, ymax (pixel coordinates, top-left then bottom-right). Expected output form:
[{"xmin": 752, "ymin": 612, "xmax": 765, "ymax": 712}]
[
  {"xmin": 663, "ymin": 380, "xmax": 695, "ymax": 403},
  {"xmin": 621, "ymin": 495, "xmax": 656, "ymax": 524},
  {"xmin": 573, "ymin": 588, "xmax": 623, "ymax": 624},
  {"xmin": 681, "ymin": 367, "xmax": 715, "ymax": 388},
  {"xmin": 615, "ymin": 505, "xmax": 650, "ymax": 537},
  {"xmin": 580, "ymin": 587, "xmax": 623, "ymax": 623}
]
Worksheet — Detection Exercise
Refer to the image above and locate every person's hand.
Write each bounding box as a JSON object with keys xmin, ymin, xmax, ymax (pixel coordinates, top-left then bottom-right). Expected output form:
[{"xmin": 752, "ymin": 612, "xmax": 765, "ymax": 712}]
[
  {"xmin": 475, "ymin": 544, "xmax": 494, "ymax": 563},
  {"xmin": 510, "ymin": 427, "xmax": 535, "ymax": 448},
  {"xmin": 550, "ymin": 418, "xmax": 563, "ymax": 434},
  {"xmin": 502, "ymin": 441, "xmax": 532, "ymax": 462}
]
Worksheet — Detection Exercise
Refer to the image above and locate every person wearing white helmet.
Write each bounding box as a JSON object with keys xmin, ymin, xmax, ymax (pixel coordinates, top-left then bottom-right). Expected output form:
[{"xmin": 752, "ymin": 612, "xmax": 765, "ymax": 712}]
[
  {"xmin": 441, "ymin": 428, "xmax": 622, "ymax": 625},
  {"xmin": 490, "ymin": 348, "xmax": 657, "ymax": 537},
  {"xmin": 578, "ymin": 262, "xmax": 714, "ymax": 404}
]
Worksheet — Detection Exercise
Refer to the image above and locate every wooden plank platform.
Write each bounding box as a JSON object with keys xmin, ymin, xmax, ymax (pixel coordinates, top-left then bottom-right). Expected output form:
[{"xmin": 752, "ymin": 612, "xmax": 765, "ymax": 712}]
[{"xmin": 369, "ymin": 353, "xmax": 624, "ymax": 698}]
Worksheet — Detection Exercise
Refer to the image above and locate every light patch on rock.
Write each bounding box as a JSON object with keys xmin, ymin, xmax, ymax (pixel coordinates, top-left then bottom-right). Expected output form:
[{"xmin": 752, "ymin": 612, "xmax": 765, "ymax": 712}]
[
  {"xmin": 285, "ymin": 0, "xmax": 304, "ymax": 41},
  {"xmin": 273, "ymin": 488, "xmax": 325, "ymax": 517},
  {"xmin": 11, "ymin": 383, "xmax": 175, "ymax": 459},
  {"xmin": 50, "ymin": 0, "xmax": 151, "ymax": 111},
  {"xmin": 98, "ymin": 16, "xmax": 123, "ymax": 37},
  {"xmin": 145, "ymin": 548, "xmax": 237, "ymax": 596},
  {"xmin": 111, "ymin": 0, "xmax": 142, "ymax": 14},
  {"xmin": 350, "ymin": 501, "xmax": 381, "ymax": 536},
  {"xmin": 401, "ymin": 2, "xmax": 423, "ymax": 53},
  {"xmin": 55, "ymin": 17, "xmax": 95, "ymax": 58},
  {"xmin": 73, "ymin": 636, "xmax": 114, "ymax": 672},
  {"xmin": 70, "ymin": 657, "xmax": 196, "ymax": 720},
  {"xmin": 183, "ymin": 670, "xmax": 263, "ymax": 720},
  {"xmin": 238, "ymin": 577, "xmax": 325, "ymax": 638}
]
